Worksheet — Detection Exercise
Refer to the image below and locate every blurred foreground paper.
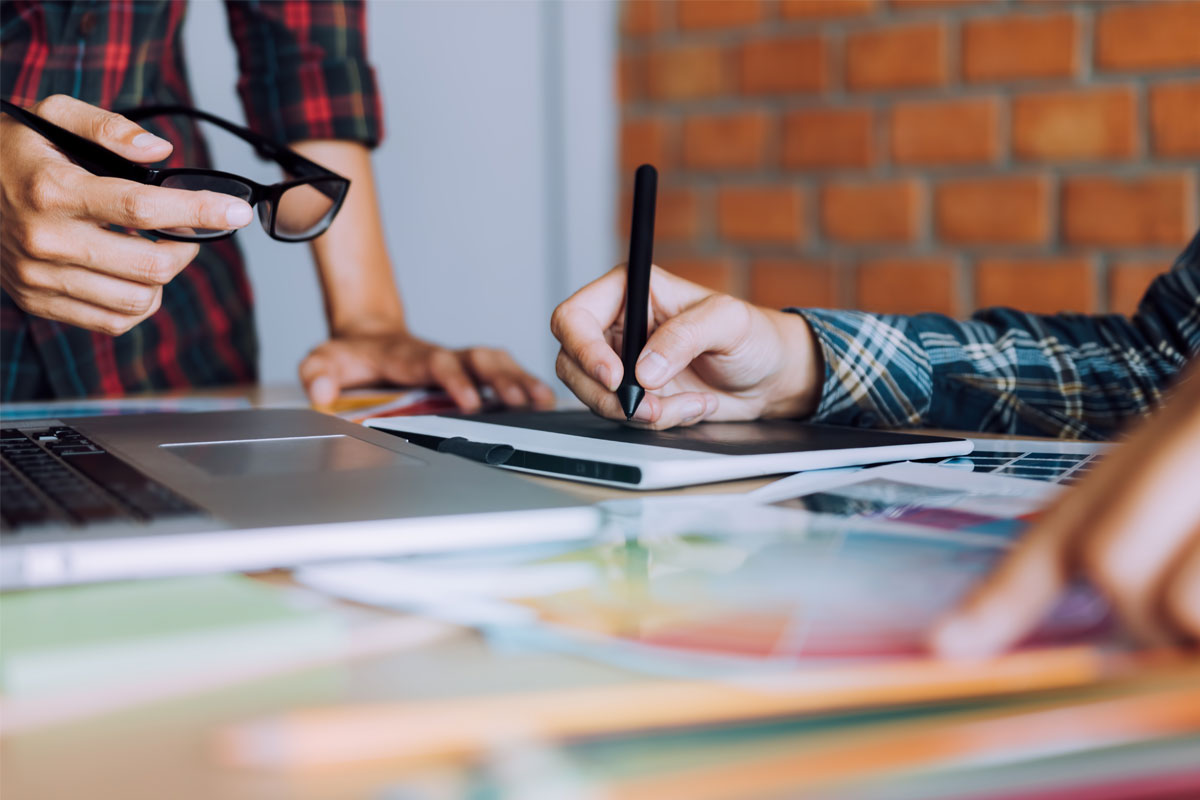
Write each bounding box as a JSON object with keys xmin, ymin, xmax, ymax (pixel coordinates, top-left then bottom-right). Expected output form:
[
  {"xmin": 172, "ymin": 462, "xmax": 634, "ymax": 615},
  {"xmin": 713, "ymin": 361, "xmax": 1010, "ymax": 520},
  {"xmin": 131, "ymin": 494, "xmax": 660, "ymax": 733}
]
[{"xmin": 297, "ymin": 465, "xmax": 1108, "ymax": 677}]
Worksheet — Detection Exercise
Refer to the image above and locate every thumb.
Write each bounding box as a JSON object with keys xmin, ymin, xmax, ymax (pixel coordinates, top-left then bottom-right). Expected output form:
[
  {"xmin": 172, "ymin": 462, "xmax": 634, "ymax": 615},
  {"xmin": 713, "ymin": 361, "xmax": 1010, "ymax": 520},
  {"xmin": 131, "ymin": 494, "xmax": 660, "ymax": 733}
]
[
  {"xmin": 33, "ymin": 94, "xmax": 172, "ymax": 163},
  {"xmin": 635, "ymin": 294, "xmax": 751, "ymax": 390}
]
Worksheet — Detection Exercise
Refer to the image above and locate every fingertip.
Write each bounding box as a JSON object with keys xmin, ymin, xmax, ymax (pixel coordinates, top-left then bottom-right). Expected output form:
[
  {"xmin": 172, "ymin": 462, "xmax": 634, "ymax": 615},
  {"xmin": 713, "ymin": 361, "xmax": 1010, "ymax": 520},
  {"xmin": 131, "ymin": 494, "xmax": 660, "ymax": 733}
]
[
  {"xmin": 454, "ymin": 385, "xmax": 483, "ymax": 413},
  {"xmin": 631, "ymin": 396, "xmax": 657, "ymax": 423},
  {"xmin": 499, "ymin": 384, "xmax": 527, "ymax": 407},
  {"xmin": 225, "ymin": 200, "xmax": 253, "ymax": 228},
  {"xmin": 308, "ymin": 375, "xmax": 339, "ymax": 408},
  {"xmin": 530, "ymin": 382, "xmax": 557, "ymax": 410},
  {"xmin": 928, "ymin": 613, "xmax": 1002, "ymax": 662}
]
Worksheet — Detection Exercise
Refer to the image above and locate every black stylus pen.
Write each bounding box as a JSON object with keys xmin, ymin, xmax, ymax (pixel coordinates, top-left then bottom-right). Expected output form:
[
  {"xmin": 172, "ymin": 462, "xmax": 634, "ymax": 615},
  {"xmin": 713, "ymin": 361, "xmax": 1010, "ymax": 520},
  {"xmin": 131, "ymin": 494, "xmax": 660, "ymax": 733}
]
[{"xmin": 618, "ymin": 164, "xmax": 658, "ymax": 420}]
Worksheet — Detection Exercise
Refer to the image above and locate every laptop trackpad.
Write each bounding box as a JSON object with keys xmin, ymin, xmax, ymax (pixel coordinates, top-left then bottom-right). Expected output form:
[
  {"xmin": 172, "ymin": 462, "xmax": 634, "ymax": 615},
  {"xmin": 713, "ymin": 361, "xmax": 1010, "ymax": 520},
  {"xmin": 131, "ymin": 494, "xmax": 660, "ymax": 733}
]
[{"xmin": 164, "ymin": 435, "xmax": 421, "ymax": 477}]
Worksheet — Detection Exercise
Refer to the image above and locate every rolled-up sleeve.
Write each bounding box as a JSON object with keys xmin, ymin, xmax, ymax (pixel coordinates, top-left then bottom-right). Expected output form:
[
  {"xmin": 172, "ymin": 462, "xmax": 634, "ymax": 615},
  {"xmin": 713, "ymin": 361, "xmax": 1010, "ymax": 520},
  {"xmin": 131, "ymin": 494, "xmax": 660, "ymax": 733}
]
[
  {"xmin": 224, "ymin": 0, "xmax": 383, "ymax": 146},
  {"xmin": 788, "ymin": 229, "xmax": 1200, "ymax": 439}
]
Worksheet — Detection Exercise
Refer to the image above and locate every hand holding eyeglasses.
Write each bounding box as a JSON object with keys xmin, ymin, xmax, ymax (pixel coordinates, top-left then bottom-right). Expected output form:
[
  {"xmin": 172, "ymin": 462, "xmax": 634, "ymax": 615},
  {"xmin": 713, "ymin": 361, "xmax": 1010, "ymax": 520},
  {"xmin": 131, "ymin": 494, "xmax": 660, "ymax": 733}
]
[{"xmin": 0, "ymin": 95, "xmax": 253, "ymax": 335}]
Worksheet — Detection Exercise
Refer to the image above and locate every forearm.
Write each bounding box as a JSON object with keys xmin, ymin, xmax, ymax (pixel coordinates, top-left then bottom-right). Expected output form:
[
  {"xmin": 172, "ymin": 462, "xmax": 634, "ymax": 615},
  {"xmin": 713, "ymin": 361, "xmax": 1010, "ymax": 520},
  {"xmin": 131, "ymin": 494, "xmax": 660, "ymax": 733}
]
[
  {"xmin": 293, "ymin": 140, "xmax": 406, "ymax": 336},
  {"xmin": 792, "ymin": 237, "xmax": 1200, "ymax": 438}
]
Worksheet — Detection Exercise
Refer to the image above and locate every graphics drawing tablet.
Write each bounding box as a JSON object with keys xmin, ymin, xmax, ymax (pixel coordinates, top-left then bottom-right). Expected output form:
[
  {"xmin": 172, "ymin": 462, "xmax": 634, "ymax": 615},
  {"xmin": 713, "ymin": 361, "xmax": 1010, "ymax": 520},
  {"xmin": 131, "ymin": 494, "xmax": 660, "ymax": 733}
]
[{"xmin": 366, "ymin": 410, "xmax": 973, "ymax": 490}]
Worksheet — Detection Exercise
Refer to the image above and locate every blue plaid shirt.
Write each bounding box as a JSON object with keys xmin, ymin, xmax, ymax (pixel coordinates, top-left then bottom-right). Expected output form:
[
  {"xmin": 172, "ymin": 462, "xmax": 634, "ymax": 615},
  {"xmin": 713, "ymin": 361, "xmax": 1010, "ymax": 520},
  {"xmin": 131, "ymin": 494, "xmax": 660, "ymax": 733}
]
[{"xmin": 796, "ymin": 230, "xmax": 1200, "ymax": 440}]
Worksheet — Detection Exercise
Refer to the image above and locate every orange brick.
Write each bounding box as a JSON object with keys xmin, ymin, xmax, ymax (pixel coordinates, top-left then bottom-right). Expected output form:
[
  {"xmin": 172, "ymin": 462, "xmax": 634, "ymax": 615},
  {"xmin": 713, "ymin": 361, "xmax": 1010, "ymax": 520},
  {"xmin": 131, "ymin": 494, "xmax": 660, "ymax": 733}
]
[
  {"xmin": 975, "ymin": 258, "xmax": 1096, "ymax": 314},
  {"xmin": 846, "ymin": 24, "xmax": 947, "ymax": 92},
  {"xmin": 621, "ymin": 187, "xmax": 702, "ymax": 243},
  {"xmin": 856, "ymin": 258, "xmax": 957, "ymax": 316},
  {"xmin": 717, "ymin": 186, "xmax": 804, "ymax": 244},
  {"xmin": 890, "ymin": 0, "xmax": 983, "ymax": 9},
  {"xmin": 618, "ymin": 54, "xmax": 644, "ymax": 104},
  {"xmin": 821, "ymin": 180, "xmax": 921, "ymax": 244},
  {"xmin": 783, "ymin": 107, "xmax": 874, "ymax": 169},
  {"xmin": 1012, "ymin": 87, "xmax": 1137, "ymax": 161},
  {"xmin": 740, "ymin": 36, "xmax": 827, "ymax": 95},
  {"xmin": 1096, "ymin": 2, "xmax": 1200, "ymax": 72},
  {"xmin": 780, "ymin": 0, "xmax": 874, "ymax": 19},
  {"xmin": 1062, "ymin": 174, "xmax": 1196, "ymax": 246},
  {"xmin": 621, "ymin": 117, "xmax": 674, "ymax": 172},
  {"xmin": 658, "ymin": 257, "xmax": 739, "ymax": 295},
  {"xmin": 682, "ymin": 112, "xmax": 771, "ymax": 170},
  {"xmin": 677, "ymin": 0, "xmax": 764, "ymax": 30},
  {"xmin": 890, "ymin": 98, "xmax": 1000, "ymax": 165},
  {"xmin": 1150, "ymin": 82, "xmax": 1200, "ymax": 157},
  {"xmin": 935, "ymin": 176, "xmax": 1050, "ymax": 245},
  {"xmin": 963, "ymin": 13, "xmax": 1078, "ymax": 83},
  {"xmin": 623, "ymin": 0, "xmax": 669, "ymax": 37},
  {"xmin": 749, "ymin": 259, "xmax": 839, "ymax": 308},
  {"xmin": 647, "ymin": 44, "xmax": 729, "ymax": 101},
  {"xmin": 1109, "ymin": 261, "xmax": 1170, "ymax": 316}
]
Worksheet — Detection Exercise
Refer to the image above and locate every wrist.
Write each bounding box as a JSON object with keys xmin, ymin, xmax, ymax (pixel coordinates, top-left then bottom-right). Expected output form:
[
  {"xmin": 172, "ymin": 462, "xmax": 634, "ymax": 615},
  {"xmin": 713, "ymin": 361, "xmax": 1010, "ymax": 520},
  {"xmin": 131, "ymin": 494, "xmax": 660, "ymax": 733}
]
[
  {"xmin": 760, "ymin": 309, "xmax": 823, "ymax": 419},
  {"xmin": 328, "ymin": 309, "xmax": 408, "ymax": 340}
]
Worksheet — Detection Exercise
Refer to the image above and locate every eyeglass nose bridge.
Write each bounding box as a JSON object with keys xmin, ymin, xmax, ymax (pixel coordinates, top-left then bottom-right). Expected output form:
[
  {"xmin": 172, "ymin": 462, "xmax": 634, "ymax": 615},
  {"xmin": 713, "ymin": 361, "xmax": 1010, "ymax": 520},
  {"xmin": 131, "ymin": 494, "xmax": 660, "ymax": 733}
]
[{"xmin": 256, "ymin": 195, "xmax": 276, "ymax": 235}]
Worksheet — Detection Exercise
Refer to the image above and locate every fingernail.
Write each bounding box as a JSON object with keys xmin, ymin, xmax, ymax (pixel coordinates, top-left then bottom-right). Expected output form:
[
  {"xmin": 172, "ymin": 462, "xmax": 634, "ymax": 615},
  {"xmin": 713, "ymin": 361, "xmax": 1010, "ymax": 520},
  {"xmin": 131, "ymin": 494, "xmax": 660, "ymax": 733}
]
[
  {"xmin": 595, "ymin": 363, "xmax": 613, "ymax": 391},
  {"xmin": 132, "ymin": 132, "xmax": 169, "ymax": 150},
  {"xmin": 931, "ymin": 616, "xmax": 993, "ymax": 662},
  {"xmin": 632, "ymin": 402, "xmax": 654, "ymax": 422},
  {"xmin": 680, "ymin": 399, "xmax": 704, "ymax": 421},
  {"xmin": 310, "ymin": 376, "xmax": 337, "ymax": 406},
  {"xmin": 225, "ymin": 201, "xmax": 253, "ymax": 227},
  {"xmin": 637, "ymin": 350, "xmax": 669, "ymax": 387}
]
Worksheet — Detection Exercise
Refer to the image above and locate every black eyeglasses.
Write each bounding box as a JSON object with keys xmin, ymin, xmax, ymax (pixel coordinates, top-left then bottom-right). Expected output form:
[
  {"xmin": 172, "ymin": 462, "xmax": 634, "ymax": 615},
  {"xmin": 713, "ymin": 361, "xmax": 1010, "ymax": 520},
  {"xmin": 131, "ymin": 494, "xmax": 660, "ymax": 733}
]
[{"xmin": 0, "ymin": 99, "xmax": 350, "ymax": 243}]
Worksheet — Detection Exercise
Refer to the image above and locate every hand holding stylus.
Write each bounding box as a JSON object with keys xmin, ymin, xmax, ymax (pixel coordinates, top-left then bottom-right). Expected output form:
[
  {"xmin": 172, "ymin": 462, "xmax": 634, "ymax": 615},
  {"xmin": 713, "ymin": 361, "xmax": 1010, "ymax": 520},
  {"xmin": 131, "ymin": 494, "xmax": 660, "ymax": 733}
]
[{"xmin": 551, "ymin": 264, "xmax": 823, "ymax": 430}]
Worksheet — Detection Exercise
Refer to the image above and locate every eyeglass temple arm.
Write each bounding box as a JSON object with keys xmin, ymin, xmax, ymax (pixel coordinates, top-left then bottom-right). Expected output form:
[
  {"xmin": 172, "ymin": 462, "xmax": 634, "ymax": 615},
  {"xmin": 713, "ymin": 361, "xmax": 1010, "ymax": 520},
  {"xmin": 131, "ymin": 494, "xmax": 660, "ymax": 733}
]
[
  {"xmin": 119, "ymin": 105, "xmax": 345, "ymax": 183},
  {"xmin": 1, "ymin": 99, "xmax": 154, "ymax": 184}
]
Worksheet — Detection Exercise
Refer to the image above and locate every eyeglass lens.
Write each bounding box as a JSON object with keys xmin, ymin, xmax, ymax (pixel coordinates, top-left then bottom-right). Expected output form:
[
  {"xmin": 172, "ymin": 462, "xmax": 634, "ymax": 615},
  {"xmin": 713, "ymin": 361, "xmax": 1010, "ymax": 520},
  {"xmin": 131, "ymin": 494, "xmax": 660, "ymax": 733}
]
[
  {"xmin": 158, "ymin": 174, "xmax": 254, "ymax": 239},
  {"xmin": 271, "ymin": 178, "xmax": 345, "ymax": 241}
]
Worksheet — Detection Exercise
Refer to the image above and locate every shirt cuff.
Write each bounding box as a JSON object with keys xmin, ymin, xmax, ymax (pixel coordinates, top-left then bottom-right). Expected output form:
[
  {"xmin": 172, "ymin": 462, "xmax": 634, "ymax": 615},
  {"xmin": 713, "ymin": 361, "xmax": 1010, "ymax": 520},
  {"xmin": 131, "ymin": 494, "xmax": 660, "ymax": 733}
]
[
  {"xmin": 786, "ymin": 308, "xmax": 932, "ymax": 429},
  {"xmin": 238, "ymin": 58, "xmax": 384, "ymax": 147}
]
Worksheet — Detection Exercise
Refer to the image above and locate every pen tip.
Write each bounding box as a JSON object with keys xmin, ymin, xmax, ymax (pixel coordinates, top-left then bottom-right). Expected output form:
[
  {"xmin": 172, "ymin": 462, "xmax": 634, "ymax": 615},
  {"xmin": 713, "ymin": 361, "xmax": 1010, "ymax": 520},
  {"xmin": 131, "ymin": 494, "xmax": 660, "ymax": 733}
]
[{"xmin": 617, "ymin": 384, "xmax": 645, "ymax": 421}]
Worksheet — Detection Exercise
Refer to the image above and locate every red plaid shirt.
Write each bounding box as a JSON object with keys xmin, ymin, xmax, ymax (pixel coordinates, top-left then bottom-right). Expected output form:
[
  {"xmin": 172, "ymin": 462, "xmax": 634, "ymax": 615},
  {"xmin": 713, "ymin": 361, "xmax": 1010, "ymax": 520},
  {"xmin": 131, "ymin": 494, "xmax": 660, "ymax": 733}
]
[{"xmin": 1, "ymin": 1, "xmax": 383, "ymax": 400}]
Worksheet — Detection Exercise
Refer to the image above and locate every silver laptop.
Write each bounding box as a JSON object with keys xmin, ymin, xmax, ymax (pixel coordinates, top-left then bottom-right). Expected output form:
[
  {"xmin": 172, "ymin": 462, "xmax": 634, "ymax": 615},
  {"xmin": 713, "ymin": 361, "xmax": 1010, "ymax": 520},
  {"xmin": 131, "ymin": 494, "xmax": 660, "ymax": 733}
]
[{"xmin": 0, "ymin": 409, "xmax": 598, "ymax": 589}]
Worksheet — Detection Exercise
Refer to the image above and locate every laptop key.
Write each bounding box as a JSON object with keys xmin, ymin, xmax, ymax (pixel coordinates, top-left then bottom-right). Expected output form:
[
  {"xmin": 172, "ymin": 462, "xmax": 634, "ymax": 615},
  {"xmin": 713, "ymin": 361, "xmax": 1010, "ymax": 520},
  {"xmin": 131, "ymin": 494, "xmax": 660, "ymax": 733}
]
[
  {"xmin": 59, "ymin": 450, "xmax": 202, "ymax": 519},
  {"xmin": 0, "ymin": 463, "xmax": 64, "ymax": 530}
]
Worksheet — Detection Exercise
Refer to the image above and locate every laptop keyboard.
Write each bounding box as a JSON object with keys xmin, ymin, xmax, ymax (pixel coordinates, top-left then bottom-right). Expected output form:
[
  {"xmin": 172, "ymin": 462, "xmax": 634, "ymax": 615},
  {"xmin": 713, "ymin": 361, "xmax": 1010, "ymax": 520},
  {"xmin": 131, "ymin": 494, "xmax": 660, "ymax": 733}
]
[{"xmin": 1, "ymin": 426, "xmax": 202, "ymax": 531}]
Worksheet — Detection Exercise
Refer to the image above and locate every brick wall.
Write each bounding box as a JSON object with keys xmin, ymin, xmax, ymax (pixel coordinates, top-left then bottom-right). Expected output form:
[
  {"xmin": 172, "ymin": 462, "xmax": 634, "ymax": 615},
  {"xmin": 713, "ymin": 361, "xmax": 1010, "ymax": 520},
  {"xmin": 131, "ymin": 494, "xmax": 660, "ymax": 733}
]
[{"xmin": 618, "ymin": 0, "xmax": 1200, "ymax": 317}]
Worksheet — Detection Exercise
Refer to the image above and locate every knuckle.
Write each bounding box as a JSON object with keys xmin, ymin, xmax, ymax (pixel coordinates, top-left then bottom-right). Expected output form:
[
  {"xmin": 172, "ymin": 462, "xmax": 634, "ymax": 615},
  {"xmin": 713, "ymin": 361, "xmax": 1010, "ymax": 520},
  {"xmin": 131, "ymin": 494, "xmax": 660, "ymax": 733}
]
[
  {"xmin": 658, "ymin": 319, "xmax": 697, "ymax": 355},
  {"xmin": 120, "ymin": 188, "xmax": 156, "ymax": 227},
  {"xmin": 19, "ymin": 263, "xmax": 59, "ymax": 293},
  {"xmin": 132, "ymin": 251, "xmax": 173, "ymax": 284},
  {"xmin": 96, "ymin": 317, "xmax": 128, "ymax": 337},
  {"xmin": 25, "ymin": 172, "xmax": 64, "ymax": 213},
  {"xmin": 429, "ymin": 348, "xmax": 459, "ymax": 375},
  {"xmin": 466, "ymin": 348, "xmax": 492, "ymax": 370},
  {"xmin": 555, "ymin": 351, "xmax": 570, "ymax": 381},
  {"xmin": 95, "ymin": 112, "xmax": 128, "ymax": 144},
  {"xmin": 19, "ymin": 226, "xmax": 62, "ymax": 261},
  {"xmin": 143, "ymin": 287, "xmax": 163, "ymax": 317},
  {"xmin": 119, "ymin": 285, "xmax": 158, "ymax": 315}
]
